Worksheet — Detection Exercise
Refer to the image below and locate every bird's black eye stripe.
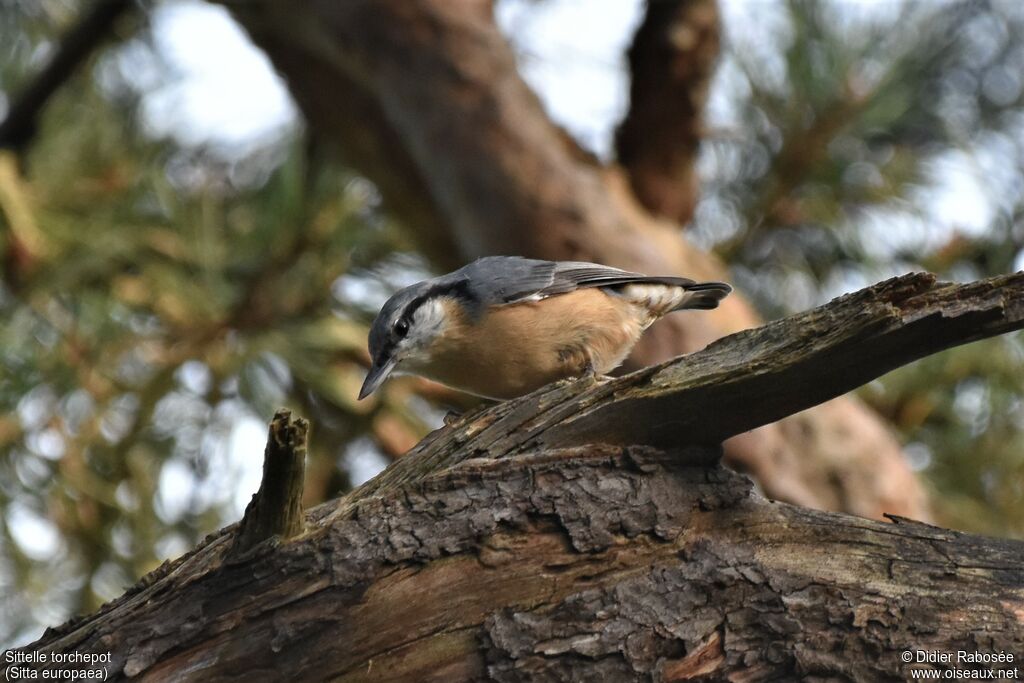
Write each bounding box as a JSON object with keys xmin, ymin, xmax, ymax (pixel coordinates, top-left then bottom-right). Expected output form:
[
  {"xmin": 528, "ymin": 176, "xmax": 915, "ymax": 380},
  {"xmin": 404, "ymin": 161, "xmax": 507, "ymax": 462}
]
[{"xmin": 394, "ymin": 278, "xmax": 476, "ymax": 336}]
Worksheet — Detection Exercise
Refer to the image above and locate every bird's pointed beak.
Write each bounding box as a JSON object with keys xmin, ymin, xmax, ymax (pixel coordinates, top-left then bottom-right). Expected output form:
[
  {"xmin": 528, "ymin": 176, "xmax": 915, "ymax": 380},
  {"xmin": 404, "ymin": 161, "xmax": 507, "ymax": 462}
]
[{"xmin": 358, "ymin": 357, "xmax": 397, "ymax": 400}]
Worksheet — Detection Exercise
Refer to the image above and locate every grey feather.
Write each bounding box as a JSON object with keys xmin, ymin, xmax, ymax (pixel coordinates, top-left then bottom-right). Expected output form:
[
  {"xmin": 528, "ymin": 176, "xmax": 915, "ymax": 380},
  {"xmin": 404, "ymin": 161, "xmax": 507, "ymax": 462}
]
[{"xmin": 451, "ymin": 256, "xmax": 724, "ymax": 305}]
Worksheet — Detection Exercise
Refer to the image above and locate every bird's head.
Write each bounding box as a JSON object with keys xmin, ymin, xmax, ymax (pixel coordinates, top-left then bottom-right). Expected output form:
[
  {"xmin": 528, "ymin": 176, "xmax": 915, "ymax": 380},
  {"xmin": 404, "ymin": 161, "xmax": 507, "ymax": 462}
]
[{"xmin": 358, "ymin": 280, "xmax": 457, "ymax": 399}]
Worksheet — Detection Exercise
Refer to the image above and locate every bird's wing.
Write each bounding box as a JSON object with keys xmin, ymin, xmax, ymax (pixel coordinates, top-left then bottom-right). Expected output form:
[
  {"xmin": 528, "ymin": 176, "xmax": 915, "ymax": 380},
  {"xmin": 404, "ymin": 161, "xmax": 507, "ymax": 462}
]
[{"xmin": 459, "ymin": 256, "xmax": 702, "ymax": 305}]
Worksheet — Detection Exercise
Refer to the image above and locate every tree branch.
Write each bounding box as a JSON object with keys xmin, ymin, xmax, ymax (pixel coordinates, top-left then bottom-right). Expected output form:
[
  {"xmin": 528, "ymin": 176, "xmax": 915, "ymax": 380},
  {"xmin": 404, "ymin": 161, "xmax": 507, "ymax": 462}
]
[
  {"xmin": 0, "ymin": 0, "xmax": 133, "ymax": 151},
  {"xmin": 548, "ymin": 271, "xmax": 1024, "ymax": 449},
  {"xmin": 17, "ymin": 273, "xmax": 1024, "ymax": 681},
  {"xmin": 229, "ymin": 409, "xmax": 307, "ymax": 557},
  {"xmin": 615, "ymin": 0, "xmax": 720, "ymax": 225}
]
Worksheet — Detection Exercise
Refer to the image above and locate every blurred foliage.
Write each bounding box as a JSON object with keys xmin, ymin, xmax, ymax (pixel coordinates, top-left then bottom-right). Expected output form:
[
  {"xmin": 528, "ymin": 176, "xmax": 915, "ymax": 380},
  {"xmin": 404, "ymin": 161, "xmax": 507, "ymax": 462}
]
[{"xmin": 0, "ymin": 0, "xmax": 1022, "ymax": 647}]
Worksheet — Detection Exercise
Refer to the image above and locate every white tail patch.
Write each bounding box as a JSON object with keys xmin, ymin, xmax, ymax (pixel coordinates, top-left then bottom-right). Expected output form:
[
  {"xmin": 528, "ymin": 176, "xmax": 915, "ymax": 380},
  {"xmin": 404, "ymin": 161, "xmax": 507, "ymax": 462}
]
[{"xmin": 614, "ymin": 284, "xmax": 689, "ymax": 318}]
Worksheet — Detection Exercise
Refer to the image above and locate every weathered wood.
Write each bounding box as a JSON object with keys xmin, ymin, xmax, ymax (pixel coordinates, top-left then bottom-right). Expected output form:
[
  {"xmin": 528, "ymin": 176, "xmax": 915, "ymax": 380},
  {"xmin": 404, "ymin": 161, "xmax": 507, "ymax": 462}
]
[
  {"xmin": 17, "ymin": 273, "xmax": 1024, "ymax": 681},
  {"xmin": 545, "ymin": 270, "xmax": 1024, "ymax": 448},
  {"xmin": 19, "ymin": 451, "xmax": 1024, "ymax": 681},
  {"xmin": 229, "ymin": 409, "xmax": 307, "ymax": 557}
]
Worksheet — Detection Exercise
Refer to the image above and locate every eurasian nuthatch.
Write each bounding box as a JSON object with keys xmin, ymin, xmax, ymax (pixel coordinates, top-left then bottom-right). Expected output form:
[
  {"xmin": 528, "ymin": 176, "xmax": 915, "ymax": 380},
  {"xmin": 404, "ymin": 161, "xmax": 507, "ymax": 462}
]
[{"xmin": 358, "ymin": 256, "xmax": 731, "ymax": 400}]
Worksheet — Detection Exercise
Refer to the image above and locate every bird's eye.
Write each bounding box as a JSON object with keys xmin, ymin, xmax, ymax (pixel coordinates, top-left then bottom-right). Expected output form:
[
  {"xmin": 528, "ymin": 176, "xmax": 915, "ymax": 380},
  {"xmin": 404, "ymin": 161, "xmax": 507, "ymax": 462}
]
[{"xmin": 394, "ymin": 318, "xmax": 410, "ymax": 337}]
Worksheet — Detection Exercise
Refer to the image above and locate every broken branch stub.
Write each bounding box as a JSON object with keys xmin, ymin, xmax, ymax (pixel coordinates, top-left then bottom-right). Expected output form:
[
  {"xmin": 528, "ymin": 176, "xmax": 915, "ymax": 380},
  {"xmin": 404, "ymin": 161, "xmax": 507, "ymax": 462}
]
[{"xmin": 230, "ymin": 409, "xmax": 308, "ymax": 557}]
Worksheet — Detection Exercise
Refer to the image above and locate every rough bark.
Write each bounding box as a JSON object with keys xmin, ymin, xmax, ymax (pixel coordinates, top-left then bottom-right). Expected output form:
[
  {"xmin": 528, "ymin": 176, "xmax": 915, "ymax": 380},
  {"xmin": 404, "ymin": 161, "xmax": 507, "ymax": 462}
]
[
  {"xmin": 18, "ymin": 274, "xmax": 1024, "ymax": 682},
  {"xmin": 220, "ymin": 0, "xmax": 931, "ymax": 520}
]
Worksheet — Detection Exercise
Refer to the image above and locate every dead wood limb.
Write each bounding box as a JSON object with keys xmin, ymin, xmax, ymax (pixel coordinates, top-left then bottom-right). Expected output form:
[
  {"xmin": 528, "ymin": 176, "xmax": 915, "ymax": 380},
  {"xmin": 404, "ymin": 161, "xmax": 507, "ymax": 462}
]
[
  {"xmin": 545, "ymin": 270, "xmax": 1024, "ymax": 448},
  {"xmin": 17, "ymin": 273, "xmax": 1024, "ymax": 682},
  {"xmin": 19, "ymin": 451, "xmax": 1024, "ymax": 682},
  {"xmin": 229, "ymin": 409, "xmax": 308, "ymax": 557}
]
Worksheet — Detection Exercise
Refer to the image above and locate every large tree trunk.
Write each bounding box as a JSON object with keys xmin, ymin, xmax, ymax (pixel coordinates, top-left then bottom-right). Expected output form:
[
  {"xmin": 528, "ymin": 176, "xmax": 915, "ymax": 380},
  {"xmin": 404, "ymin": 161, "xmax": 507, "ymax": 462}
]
[
  {"xmin": 220, "ymin": 0, "xmax": 928, "ymax": 520},
  {"xmin": 18, "ymin": 274, "xmax": 1024, "ymax": 682}
]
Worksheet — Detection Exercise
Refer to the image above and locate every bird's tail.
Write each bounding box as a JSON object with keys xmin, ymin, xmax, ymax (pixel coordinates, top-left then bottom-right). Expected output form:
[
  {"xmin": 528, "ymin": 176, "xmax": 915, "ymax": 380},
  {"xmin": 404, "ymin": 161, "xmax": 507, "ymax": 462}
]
[
  {"xmin": 671, "ymin": 281, "xmax": 733, "ymax": 311},
  {"xmin": 609, "ymin": 278, "xmax": 732, "ymax": 317}
]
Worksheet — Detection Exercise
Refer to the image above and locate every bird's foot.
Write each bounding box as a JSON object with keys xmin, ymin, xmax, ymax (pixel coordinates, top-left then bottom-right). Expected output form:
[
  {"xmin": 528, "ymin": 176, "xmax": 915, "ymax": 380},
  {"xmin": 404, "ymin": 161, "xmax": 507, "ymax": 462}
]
[
  {"xmin": 583, "ymin": 372, "xmax": 613, "ymax": 387},
  {"xmin": 570, "ymin": 362, "xmax": 611, "ymax": 390},
  {"xmin": 584, "ymin": 359, "xmax": 612, "ymax": 383}
]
